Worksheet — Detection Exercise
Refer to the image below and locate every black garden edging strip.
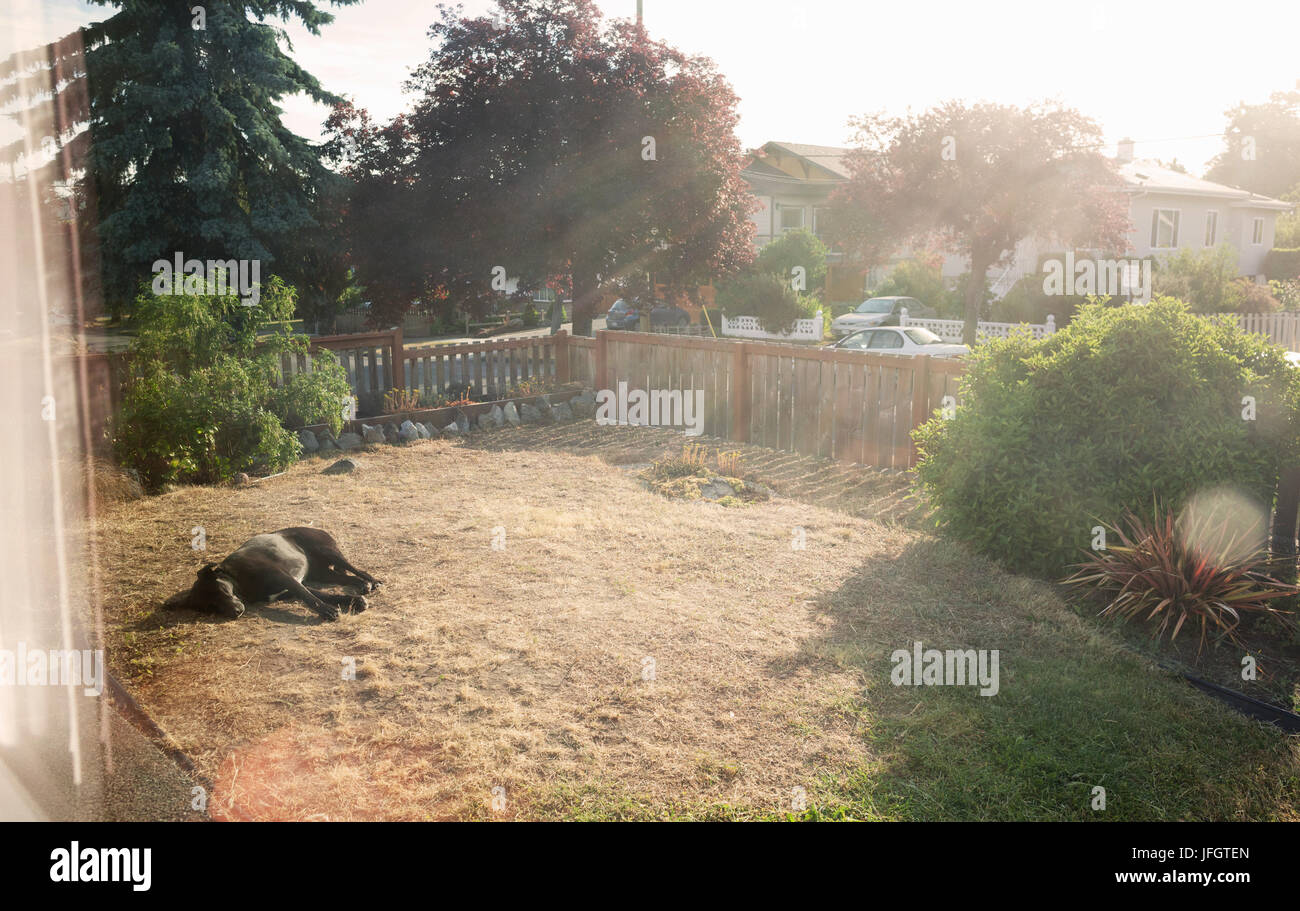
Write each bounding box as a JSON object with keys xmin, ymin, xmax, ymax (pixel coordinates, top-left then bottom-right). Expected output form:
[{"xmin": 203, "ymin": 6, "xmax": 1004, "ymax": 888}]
[{"xmin": 1179, "ymin": 672, "xmax": 1300, "ymax": 733}]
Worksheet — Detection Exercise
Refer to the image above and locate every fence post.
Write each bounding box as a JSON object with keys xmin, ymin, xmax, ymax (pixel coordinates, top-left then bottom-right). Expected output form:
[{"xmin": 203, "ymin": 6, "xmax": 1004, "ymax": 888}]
[
  {"xmin": 910, "ymin": 354, "xmax": 931, "ymax": 466},
  {"xmin": 391, "ymin": 327, "xmax": 405, "ymax": 391},
  {"xmin": 594, "ymin": 329, "xmax": 608, "ymax": 391},
  {"xmin": 555, "ymin": 329, "xmax": 571, "ymax": 384},
  {"xmin": 730, "ymin": 341, "xmax": 750, "ymax": 443}
]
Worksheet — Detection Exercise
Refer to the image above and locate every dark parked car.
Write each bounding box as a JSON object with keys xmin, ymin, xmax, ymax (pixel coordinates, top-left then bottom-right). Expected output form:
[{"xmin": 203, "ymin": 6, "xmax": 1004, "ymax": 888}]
[
  {"xmin": 606, "ymin": 298, "xmax": 647, "ymax": 330},
  {"xmin": 649, "ymin": 302, "xmax": 691, "ymax": 328}
]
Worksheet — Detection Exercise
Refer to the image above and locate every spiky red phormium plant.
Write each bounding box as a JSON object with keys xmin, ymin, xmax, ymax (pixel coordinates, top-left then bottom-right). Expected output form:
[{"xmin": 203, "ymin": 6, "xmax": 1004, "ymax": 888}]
[{"xmin": 1063, "ymin": 505, "xmax": 1296, "ymax": 654}]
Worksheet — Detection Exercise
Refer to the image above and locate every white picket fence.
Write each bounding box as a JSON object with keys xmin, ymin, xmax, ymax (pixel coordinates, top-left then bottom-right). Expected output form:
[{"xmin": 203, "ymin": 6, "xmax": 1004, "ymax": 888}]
[
  {"xmin": 720, "ymin": 310, "xmax": 824, "ymax": 342},
  {"xmin": 900, "ymin": 308, "xmax": 1056, "ymax": 343},
  {"xmin": 1214, "ymin": 311, "xmax": 1300, "ymax": 351}
]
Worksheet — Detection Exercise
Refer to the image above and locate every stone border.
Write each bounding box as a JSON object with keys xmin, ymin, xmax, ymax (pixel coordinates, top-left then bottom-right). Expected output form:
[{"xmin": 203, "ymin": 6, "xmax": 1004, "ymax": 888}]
[{"xmin": 295, "ymin": 384, "xmax": 596, "ymax": 454}]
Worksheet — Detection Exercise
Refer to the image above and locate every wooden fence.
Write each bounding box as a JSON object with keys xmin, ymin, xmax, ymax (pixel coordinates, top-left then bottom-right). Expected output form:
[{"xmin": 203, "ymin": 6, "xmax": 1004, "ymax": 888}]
[{"xmin": 591, "ymin": 330, "xmax": 965, "ymax": 470}]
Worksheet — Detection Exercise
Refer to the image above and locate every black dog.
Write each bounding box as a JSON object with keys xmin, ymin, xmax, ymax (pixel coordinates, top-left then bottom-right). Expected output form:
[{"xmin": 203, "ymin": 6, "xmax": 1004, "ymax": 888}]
[{"xmin": 165, "ymin": 527, "xmax": 381, "ymax": 621}]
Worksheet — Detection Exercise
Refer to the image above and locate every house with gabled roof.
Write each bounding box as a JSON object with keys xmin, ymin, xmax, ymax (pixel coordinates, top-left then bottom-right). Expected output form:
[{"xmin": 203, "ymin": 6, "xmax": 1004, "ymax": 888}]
[
  {"xmin": 742, "ymin": 138, "xmax": 1295, "ymax": 305},
  {"xmin": 740, "ymin": 141, "xmax": 868, "ymax": 299}
]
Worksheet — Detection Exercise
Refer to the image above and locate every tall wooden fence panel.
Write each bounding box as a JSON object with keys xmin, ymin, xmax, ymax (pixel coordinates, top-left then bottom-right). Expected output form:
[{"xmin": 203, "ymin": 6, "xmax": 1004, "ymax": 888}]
[{"xmin": 590, "ymin": 330, "xmax": 963, "ymax": 469}]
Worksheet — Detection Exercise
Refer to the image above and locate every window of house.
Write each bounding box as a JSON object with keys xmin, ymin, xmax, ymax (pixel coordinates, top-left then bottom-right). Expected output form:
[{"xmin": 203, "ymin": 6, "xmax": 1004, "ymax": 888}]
[
  {"xmin": 1150, "ymin": 209, "xmax": 1179, "ymax": 249},
  {"xmin": 780, "ymin": 206, "xmax": 805, "ymax": 232},
  {"xmin": 812, "ymin": 207, "xmax": 830, "ymax": 238},
  {"xmin": 1252, "ymin": 217, "xmax": 1264, "ymax": 245},
  {"xmin": 1204, "ymin": 211, "xmax": 1218, "ymax": 247}
]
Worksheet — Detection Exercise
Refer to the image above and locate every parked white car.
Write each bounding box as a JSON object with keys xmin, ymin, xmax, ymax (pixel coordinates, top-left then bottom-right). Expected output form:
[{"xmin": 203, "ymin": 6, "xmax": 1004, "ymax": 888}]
[
  {"xmin": 831, "ymin": 326, "xmax": 969, "ymax": 358},
  {"xmin": 829, "ymin": 296, "xmax": 932, "ymax": 337}
]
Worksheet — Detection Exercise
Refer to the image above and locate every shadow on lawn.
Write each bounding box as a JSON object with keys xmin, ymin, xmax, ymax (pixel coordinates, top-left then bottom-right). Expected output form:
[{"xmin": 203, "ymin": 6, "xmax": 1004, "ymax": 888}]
[
  {"xmin": 127, "ymin": 599, "xmax": 334, "ymax": 632},
  {"xmin": 786, "ymin": 536, "xmax": 1300, "ymax": 821}
]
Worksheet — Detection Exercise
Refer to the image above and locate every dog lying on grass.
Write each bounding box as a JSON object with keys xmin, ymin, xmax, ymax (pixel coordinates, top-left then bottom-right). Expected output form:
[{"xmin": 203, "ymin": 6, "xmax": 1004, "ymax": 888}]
[{"xmin": 164, "ymin": 527, "xmax": 381, "ymax": 621}]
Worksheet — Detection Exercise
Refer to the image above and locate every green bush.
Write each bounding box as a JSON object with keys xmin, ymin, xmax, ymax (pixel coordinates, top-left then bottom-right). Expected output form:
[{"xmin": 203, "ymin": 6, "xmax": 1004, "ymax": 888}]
[
  {"xmin": 914, "ymin": 298, "xmax": 1298, "ymax": 579},
  {"xmin": 754, "ymin": 228, "xmax": 828, "ymax": 293},
  {"xmin": 1262, "ymin": 247, "xmax": 1300, "ymax": 282},
  {"xmin": 992, "ymin": 253, "xmax": 1130, "ymax": 326},
  {"xmin": 1152, "ymin": 245, "xmax": 1251, "ymax": 313},
  {"xmin": 716, "ymin": 272, "xmax": 817, "ymax": 333},
  {"xmin": 868, "ymin": 257, "xmax": 954, "ymax": 315},
  {"xmin": 522, "ymin": 302, "xmax": 540, "ymax": 328},
  {"xmin": 1231, "ymin": 277, "xmax": 1280, "ymax": 313},
  {"xmin": 114, "ymin": 276, "xmax": 350, "ymax": 490}
]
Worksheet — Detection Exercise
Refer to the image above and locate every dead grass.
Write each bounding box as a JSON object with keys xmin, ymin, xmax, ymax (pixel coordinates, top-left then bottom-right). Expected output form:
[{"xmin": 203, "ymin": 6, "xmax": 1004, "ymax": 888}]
[
  {"xmin": 90, "ymin": 423, "xmax": 1300, "ymax": 821},
  {"xmin": 92, "ymin": 427, "xmax": 904, "ymax": 819}
]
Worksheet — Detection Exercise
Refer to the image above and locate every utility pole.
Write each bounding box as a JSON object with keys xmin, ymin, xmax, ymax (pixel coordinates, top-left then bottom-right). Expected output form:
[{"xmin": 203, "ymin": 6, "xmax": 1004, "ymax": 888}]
[{"xmin": 637, "ymin": 0, "xmax": 643, "ymax": 26}]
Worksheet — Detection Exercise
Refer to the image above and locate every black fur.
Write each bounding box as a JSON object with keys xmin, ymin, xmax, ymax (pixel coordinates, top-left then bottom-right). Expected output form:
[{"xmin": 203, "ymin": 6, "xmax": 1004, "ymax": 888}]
[{"xmin": 165, "ymin": 527, "xmax": 381, "ymax": 621}]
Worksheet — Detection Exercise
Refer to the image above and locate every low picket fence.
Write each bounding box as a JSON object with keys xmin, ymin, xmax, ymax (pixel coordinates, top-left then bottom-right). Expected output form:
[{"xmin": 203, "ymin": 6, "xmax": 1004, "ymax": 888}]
[{"xmin": 899, "ymin": 309, "xmax": 1057, "ymax": 342}]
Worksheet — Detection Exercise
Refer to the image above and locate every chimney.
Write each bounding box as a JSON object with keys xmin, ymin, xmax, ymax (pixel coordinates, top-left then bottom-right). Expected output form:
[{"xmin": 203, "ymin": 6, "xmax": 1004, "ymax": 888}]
[{"xmin": 1116, "ymin": 138, "xmax": 1135, "ymax": 163}]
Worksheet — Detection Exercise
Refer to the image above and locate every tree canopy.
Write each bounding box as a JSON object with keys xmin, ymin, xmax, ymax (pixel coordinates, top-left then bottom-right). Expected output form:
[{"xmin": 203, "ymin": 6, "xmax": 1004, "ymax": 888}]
[
  {"xmin": 831, "ymin": 101, "xmax": 1130, "ymax": 344},
  {"xmin": 0, "ymin": 0, "xmax": 356, "ymax": 315},
  {"xmin": 1206, "ymin": 89, "xmax": 1300, "ymax": 201},
  {"xmin": 331, "ymin": 0, "xmax": 755, "ymax": 333}
]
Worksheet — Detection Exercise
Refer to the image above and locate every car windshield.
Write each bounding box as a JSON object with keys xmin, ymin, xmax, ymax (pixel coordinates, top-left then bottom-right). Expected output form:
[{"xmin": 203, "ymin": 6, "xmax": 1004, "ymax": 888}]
[
  {"xmin": 609, "ymin": 299, "xmax": 631, "ymax": 311},
  {"xmin": 856, "ymin": 299, "xmax": 896, "ymax": 314},
  {"xmin": 905, "ymin": 328, "xmax": 945, "ymax": 345}
]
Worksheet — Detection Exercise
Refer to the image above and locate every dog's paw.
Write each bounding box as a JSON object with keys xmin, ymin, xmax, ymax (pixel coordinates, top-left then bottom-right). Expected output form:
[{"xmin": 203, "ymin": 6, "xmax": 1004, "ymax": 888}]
[
  {"xmin": 346, "ymin": 596, "xmax": 368, "ymax": 613},
  {"xmin": 318, "ymin": 604, "xmax": 340, "ymax": 622}
]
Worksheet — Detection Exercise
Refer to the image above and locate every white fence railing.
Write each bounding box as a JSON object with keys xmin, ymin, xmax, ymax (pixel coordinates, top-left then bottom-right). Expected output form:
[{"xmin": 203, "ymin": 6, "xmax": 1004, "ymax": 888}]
[
  {"xmin": 1214, "ymin": 311, "xmax": 1300, "ymax": 351},
  {"xmin": 720, "ymin": 311, "xmax": 824, "ymax": 342},
  {"xmin": 900, "ymin": 308, "xmax": 1056, "ymax": 342}
]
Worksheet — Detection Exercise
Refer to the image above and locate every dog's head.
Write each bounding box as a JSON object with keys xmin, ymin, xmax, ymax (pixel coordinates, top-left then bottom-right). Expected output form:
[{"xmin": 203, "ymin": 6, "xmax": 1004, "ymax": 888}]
[{"xmin": 164, "ymin": 562, "xmax": 245, "ymax": 618}]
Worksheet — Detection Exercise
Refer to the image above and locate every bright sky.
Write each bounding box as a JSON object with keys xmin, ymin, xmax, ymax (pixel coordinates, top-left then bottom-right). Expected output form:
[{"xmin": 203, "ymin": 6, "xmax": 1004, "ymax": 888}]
[{"xmin": 7, "ymin": 0, "xmax": 1300, "ymax": 176}]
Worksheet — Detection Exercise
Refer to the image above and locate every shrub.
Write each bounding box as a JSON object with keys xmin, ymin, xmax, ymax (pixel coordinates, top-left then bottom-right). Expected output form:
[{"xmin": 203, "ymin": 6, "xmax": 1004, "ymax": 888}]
[
  {"xmin": 1231, "ymin": 277, "xmax": 1280, "ymax": 313},
  {"xmin": 869, "ymin": 256, "xmax": 954, "ymax": 315},
  {"xmin": 522, "ymin": 302, "xmax": 540, "ymax": 327},
  {"xmin": 754, "ymin": 228, "xmax": 828, "ymax": 293},
  {"xmin": 1152, "ymin": 245, "xmax": 1246, "ymax": 313},
  {"xmin": 716, "ymin": 272, "xmax": 816, "ymax": 333},
  {"xmin": 1262, "ymin": 247, "xmax": 1300, "ymax": 282},
  {"xmin": 1270, "ymin": 278, "xmax": 1300, "ymax": 310},
  {"xmin": 114, "ymin": 276, "xmax": 350, "ymax": 490},
  {"xmin": 1064, "ymin": 504, "xmax": 1295, "ymax": 653},
  {"xmin": 913, "ymin": 298, "xmax": 1299, "ymax": 578}
]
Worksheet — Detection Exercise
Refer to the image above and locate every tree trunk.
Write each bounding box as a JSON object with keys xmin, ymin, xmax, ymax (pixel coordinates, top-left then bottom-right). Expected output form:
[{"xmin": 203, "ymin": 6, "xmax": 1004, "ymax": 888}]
[
  {"xmin": 1272, "ymin": 464, "xmax": 1300, "ymax": 584},
  {"xmin": 962, "ymin": 248, "xmax": 992, "ymax": 347},
  {"xmin": 571, "ymin": 269, "xmax": 598, "ymax": 337}
]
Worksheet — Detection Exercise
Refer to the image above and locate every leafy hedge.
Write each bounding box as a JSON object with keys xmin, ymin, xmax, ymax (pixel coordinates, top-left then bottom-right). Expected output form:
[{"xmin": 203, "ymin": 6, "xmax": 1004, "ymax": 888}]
[
  {"xmin": 1263, "ymin": 248, "xmax": 1300, "ymax": 282},
  {"xmin": 715, "ymin": 272, "xmax": 819, "ymax": 333},
  {"xmin": 914, "ymin": 298, "xmax": 1299, "ymax": 578},
  {"xmin": 114, "ymin": 276, "xmax": 350, "ymax": 490}
]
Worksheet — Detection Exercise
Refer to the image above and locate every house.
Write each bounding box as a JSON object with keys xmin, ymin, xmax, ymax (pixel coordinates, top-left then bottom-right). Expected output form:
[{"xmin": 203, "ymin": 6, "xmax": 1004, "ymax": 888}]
[
  {"xmin": 959, "ymin": 140, "xmax": 1294, "ymax": 298},
  {"xmin": 1116, "ymin": 141, "xmax": 1292, "ymax": 280},
  {"xmin": 740, "ymin": 142, "xmax": 867, "ymax": 300},
  {"xmin": 742, "ymin": 138, "xmax": 1294, "ymax": 304}
]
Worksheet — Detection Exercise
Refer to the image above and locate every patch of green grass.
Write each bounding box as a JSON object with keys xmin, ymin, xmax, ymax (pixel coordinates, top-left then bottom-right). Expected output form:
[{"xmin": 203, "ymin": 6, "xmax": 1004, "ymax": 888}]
[{"xmin": 521, "ymin": 537, "xmax": 1300, "ymax": 821}]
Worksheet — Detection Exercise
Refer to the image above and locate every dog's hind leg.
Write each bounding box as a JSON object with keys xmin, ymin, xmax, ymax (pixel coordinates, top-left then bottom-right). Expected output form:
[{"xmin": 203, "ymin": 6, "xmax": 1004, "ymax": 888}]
[
  {"xmin": 318, "ymin": 548, "xmax": 382, "ymax": 592},
  {"xmin": 269, "ymin": 573, "xmax": 343, "ymax": 621},
  {"xmin": 305, "ymin": 584, "xmax": 368, "ymax": 614},
  {"xmin": 305, "ymin": 563, "xmax": 366, "ymax": 590}
]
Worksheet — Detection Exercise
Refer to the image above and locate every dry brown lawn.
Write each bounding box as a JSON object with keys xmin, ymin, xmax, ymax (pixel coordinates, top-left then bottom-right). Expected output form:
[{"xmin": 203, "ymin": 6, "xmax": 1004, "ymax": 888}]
[
  {"xmin": 92, "ymin": 423, "xmax": 920, "ymax": 820},
  {"xmin": 93, "ymin": 422, "xmax": 1300, "ymax": 821}
]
